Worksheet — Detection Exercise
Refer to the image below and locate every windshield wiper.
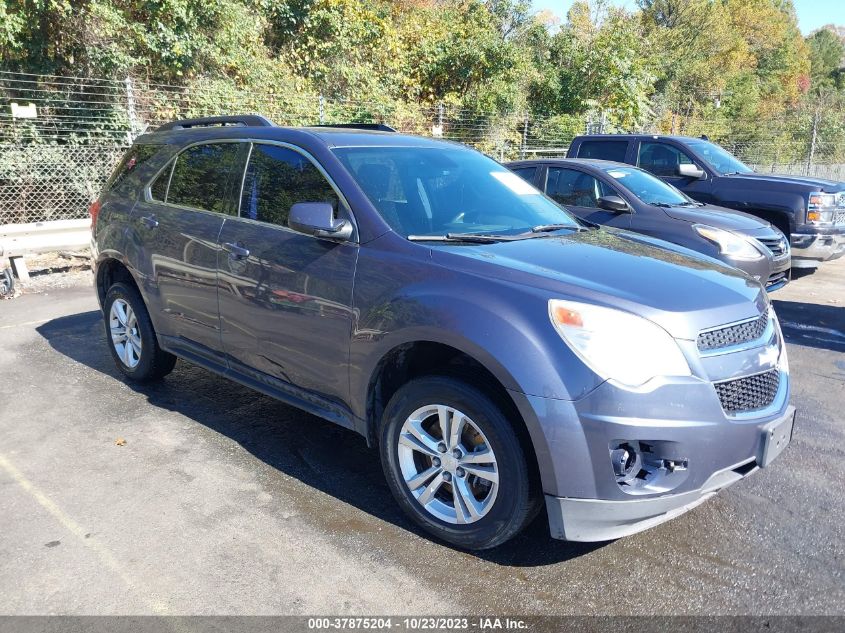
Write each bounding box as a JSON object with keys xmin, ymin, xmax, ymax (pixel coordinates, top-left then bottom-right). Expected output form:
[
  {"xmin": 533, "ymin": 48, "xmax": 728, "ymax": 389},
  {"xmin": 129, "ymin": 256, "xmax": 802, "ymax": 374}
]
[
  {"xmin": 408, "ymin": 233, "xmax": 505, "ymax": 243},
  {"xmin": 531, "ymin": 223, "xmax": 585, "ymax": 233}
]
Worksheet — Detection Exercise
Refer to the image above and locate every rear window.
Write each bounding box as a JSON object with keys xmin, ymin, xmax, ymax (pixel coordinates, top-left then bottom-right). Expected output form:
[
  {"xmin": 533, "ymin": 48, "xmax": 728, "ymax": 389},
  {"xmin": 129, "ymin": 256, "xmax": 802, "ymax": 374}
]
[
  {"xmin": 104, "ymin": 145, "xmax": 159, "ymax": 194},
  {"xmin": 574, "ymin": 140, "xmax": 628, "ymax": 162},
  {"xmin": 166, "ymin": 143, "xmax": 245, "ymax": 214}
]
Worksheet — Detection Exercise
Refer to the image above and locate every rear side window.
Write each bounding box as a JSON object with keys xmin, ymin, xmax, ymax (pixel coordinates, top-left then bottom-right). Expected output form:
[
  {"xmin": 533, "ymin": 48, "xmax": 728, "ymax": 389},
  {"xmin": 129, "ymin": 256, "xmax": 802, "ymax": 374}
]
[
  {"xmin": 149, "ymin": 163, "xmax": 171, "ymax": 201},
  {"xmin": 239, "ymin": 144, "xmax": 338, "ymax": 227},
  {"xmin": 546, "ymin": 167, "xmax": 612, "ymax": 208},
  {"xmin": 167, "ymin": 143, "xmax": 244, "ymax": 214},
  {"xmin": 575, "ymin": 140, "xmax": 628, "ymax": 162},
  {"xmin": 638, "ymin": 142, "xmax": 695, "ymax": 177},
  {"xmin": 510, "ymin": 166, "xmax": 537, "ymax": 184},
  {"xmin": 105, "ymin": 145, "xmax": 159, "ymax": 194}
]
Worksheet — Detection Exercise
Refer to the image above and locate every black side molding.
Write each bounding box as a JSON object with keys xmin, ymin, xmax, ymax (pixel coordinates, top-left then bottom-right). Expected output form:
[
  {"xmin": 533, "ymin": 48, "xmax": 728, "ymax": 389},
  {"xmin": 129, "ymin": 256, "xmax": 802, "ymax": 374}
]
[{"xmin": 156, "ymin": 115, "xmax": 275, "ymax": 131}]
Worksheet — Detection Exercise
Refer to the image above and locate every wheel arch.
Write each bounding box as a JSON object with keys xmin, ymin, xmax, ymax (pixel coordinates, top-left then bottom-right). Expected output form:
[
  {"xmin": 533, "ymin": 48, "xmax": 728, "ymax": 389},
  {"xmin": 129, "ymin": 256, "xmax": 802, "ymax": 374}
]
[{"xmin": 364, "ymin": 339, "xmax": 545, "ymax": 494}]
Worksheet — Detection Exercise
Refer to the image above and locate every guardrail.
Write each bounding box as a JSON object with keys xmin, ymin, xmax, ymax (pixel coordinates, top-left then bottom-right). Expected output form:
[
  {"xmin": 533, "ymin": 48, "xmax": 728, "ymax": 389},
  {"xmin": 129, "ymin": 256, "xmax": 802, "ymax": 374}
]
[{"xmin": 0, "ymin": 219, "xmax": 91, "ymax": 258}]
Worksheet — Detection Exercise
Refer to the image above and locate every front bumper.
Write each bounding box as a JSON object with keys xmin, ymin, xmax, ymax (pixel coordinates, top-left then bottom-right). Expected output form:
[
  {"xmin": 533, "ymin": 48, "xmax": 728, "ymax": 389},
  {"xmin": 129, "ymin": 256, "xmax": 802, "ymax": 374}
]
[
  {"xmin": 544, "ymin": 406, "xmax": 794, "ymax": 541},
  {"xmin": 791, "ymin": 231, "xmax": 845, "ymax": 267}
]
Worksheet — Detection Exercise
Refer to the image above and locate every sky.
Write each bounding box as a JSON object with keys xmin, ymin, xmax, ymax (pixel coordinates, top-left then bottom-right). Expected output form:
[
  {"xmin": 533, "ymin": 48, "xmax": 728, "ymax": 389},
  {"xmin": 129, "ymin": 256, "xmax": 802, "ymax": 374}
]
[{"xmin": 531, "ymin": 0, "xmax": 845, "ymax": 35}]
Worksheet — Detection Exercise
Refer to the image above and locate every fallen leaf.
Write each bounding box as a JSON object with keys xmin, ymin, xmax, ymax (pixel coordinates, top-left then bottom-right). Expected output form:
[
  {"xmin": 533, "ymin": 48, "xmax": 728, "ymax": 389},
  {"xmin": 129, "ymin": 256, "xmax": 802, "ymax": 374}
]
[{"xmin": 115, "ymin": 438, "xmax": 126, "ymax": 446}]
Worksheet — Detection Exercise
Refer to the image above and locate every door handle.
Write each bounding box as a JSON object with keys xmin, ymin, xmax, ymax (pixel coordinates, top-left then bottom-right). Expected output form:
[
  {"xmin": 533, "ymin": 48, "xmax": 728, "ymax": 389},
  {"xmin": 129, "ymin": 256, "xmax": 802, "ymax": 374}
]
[
  {"xmin": 139, "ymin": 215, "xmax": 159, "ymax": 229},
  {"xmin": 222, "ymin": 242, "xmax": 250, "ymax": 260}
]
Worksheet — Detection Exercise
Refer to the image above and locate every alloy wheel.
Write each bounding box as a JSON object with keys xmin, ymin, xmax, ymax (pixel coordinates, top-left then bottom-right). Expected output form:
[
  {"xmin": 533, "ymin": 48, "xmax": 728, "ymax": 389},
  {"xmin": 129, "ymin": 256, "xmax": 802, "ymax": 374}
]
[
  {"xmin": 109, "ymin": 298, "xmax": 142, "ymax": 369},
  {"xmin": 397, "ymin": 404, "xmax": 499, "ymax": 524}
]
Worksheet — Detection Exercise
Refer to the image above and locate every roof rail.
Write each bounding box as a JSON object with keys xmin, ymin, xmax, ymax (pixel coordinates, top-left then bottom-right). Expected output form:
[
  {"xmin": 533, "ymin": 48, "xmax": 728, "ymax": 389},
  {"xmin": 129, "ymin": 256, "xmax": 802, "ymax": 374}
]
[
  {"xmin": 312, "ymin": 123, "xmax": 397, "ymax": 133},
  {"xmin": 156, "ymin": 115, "xmax": 275, "ymax": 132}
]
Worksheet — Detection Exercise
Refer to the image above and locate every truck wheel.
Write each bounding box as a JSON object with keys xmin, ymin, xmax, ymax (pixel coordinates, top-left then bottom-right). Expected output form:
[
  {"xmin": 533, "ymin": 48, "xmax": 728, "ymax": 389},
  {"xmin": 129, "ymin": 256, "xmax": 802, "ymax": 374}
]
[
  {"xmin": 103, "ymin": 282, "xmax": 176, "ymax": 382},
  {"xmin": 379, "ymin": 376, "xmax": 538, "ymax": 549}
]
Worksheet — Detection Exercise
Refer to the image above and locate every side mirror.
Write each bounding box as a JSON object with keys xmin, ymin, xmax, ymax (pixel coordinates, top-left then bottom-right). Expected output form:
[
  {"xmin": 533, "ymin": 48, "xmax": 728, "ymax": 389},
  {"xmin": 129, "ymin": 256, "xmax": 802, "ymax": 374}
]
[
  {"xmin": 289, "ymin": 202, "xmax": 353, "ymax": 241},
  {"xmin": 596, "ymin": 195, "xmax": 632, "ymax": 213},
  {"xmin": 677, "ymin": 164, "xmax": 706, "ymax": 179}
]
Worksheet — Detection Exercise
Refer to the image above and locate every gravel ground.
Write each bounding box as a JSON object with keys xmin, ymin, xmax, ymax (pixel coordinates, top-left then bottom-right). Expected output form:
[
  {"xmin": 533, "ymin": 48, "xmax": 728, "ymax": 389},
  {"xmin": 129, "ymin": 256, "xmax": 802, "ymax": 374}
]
[{"xmin": 0, "ymin": 258, "xmax": 843, "ymax": 615}]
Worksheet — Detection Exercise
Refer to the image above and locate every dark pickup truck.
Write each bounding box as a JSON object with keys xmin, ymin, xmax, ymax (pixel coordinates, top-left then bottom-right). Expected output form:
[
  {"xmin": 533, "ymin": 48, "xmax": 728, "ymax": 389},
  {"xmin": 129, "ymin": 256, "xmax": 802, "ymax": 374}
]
[{"xmin": 567, "ymin": 134, "xmax": 845, "ymax": 269}]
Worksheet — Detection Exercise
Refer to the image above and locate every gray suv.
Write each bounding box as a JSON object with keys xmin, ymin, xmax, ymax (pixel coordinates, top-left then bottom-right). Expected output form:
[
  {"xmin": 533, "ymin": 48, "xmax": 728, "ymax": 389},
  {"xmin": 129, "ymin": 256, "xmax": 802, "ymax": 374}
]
[{"xmin": 91, "ymin": 116, "xmax": 795, "ymax": 549}]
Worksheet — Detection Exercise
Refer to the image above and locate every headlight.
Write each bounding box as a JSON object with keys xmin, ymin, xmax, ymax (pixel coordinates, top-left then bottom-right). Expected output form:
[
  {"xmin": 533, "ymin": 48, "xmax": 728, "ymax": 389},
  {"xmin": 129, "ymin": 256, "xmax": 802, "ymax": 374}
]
[
  {"xmin": 808, "ymin": 192, "xmax": 837, "ymax": 223},
  {"xmin": 693, "ymin": 225, "xmax": 764, "ymax": 260},
  {"xmin": 548, "ymin": 300, "xmax": 691, "ymax": 388}
]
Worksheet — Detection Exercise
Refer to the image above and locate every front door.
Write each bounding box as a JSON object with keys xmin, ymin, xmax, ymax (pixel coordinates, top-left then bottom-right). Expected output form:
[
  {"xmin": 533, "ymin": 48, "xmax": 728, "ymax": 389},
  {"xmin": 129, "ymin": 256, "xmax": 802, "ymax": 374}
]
[
  {"xmin": 636, "ymin": 141, "xmax": 713, "ymax": 202},
  {"xmin": 216, "ymin": 142, "xmax": 357, "ymax": 406},
  {"xmin": 131, "ymin": 141, "xmax": 246, "ymax": 363},
  {"xmin": 544, "ymin": 166, "xmax": 631, "ymax": 229}
]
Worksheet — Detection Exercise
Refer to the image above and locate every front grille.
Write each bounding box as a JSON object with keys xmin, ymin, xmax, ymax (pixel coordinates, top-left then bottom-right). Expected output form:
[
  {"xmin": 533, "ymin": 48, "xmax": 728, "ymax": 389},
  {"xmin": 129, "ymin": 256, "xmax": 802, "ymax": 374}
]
[
  {"xmin": 697, "ymin": 312, "xmax": 769, "ymax": 352},
  {"xmin": 836, "ymin": 210, "xmax": 845, "ymax": 225},
  {"xmin": 759, "ymin": 236, "xmax": 788, "ymax": 257},
  {"xmin": 715, "ymin": 369, "xmax": 780, "ymax": 414}
]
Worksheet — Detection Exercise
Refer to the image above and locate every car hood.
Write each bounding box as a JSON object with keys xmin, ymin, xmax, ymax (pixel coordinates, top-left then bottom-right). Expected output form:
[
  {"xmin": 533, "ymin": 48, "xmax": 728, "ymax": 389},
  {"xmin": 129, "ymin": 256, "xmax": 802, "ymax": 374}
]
[
  {"xmin": 661, "ymin": 204, "xmax": 774, "ymax": 234},
  {"xmin": 430, "ymin": 229, "xmax": 767, "ymax": 341},
  {"xmin": 725, "ymin": 172, "xmax": 845, "ymax": 192}
]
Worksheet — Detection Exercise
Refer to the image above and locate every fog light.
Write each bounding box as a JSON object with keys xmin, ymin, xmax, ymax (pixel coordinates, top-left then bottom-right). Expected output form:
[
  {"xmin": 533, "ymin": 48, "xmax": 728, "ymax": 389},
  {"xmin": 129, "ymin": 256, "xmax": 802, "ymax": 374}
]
[{"xmin": 610, "ymin": 444, "xmax": 641, "ymax": 484}]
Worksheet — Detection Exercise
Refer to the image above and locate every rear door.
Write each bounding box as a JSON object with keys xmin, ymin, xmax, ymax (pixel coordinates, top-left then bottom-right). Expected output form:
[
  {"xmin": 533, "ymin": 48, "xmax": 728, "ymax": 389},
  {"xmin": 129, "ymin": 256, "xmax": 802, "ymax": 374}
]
[
  {"xmin": 216, "ymin": 142, "xmax": 357, "ymax": 406},
  {"xmin": 131, "ymin": 141, "xmax": 247, "ymax": 364},
  {"xmin": 544, "ymin": 166, "xmax": 631, "ymax": 229}
]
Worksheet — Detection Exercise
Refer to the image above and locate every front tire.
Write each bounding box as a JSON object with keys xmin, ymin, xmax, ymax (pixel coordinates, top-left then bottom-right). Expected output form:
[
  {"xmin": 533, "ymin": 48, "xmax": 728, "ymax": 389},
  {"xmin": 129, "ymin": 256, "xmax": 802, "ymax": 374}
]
[
  {"xmin": 103, "ymin": 282, "xmax": 176, "ymax": 382},
  {"xmin": 379, "ymin": 376, "xmax": 538, "ymax": 549}
]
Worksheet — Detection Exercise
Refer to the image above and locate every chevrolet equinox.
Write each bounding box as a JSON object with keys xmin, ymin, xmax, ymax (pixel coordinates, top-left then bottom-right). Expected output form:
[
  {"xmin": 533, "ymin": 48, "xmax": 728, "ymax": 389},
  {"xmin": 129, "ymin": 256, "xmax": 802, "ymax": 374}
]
[{"xmin": 91, "ymin": 116, "xmax": 795, "ymax": 549}]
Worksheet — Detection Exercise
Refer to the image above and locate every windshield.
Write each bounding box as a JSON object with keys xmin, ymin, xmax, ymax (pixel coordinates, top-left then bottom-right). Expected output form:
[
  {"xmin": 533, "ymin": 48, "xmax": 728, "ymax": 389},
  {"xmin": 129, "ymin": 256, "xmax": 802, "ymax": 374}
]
[
  {"xmin": 332, "ymin": 146, "xmax": 580, "ymax": 238},
  {"xmin": 685, "ymin": 139, "xmax": 753, "ymax": 175},
  {"xmin": 599, "ymin": 165, "xmax": 692, "ymax": 206}
]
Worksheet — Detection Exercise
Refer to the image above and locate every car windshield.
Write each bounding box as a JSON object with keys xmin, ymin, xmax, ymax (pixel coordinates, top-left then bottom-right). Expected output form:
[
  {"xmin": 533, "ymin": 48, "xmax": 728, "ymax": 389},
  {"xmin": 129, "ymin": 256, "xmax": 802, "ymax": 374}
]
[
  {"xmin": 332, "ymin": 146, "xmax": 580, "ymax": 239},
  {"xmin": 685, "ymin": 139, "xmax": 753, "ymax": 175},
  {"xmin": 599, "ymin": 165, "xmax": 692, "ymax": 206}
]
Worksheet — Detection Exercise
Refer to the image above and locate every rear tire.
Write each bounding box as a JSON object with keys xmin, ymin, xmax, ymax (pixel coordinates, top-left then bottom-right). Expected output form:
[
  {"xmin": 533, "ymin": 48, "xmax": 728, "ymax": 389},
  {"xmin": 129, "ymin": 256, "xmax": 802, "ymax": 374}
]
[
  {"xmin": 379, "ymin": 376, "xmax": 538, "ymax": 550},
  {"xmin": 103, "ymin": 282, "xmax": 176, "ymax": 382}
]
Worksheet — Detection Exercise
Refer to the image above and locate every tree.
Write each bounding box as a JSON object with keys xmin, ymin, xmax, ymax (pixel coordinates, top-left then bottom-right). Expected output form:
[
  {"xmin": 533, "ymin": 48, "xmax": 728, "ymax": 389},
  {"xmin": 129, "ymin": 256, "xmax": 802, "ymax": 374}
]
[{"xmin": 807, "ymin": 27, "xmax": 845, "ymax": 91}]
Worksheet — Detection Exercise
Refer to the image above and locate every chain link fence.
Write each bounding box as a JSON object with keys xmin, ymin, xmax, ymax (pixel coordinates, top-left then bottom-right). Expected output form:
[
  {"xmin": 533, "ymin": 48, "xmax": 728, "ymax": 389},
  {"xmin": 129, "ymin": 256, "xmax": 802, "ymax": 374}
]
[{"xmin": 2, "ymin": 69, "xmax": 844, "ymax": 225}]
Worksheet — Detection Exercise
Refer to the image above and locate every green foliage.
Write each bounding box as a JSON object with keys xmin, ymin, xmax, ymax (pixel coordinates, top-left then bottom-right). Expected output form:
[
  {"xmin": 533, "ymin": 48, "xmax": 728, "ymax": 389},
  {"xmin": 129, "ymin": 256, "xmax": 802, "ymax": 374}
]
[{"xmin": 1, "ymin": 0, "xmax": 844, "ymax": 158}]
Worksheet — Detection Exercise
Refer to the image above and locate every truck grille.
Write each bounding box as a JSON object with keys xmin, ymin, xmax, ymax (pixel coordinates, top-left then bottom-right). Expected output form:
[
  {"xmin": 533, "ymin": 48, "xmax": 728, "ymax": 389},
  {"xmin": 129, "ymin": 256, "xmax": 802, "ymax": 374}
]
[
  {"xmin": 758, "ymin": 235, "xmax": 788, "ymax": 257},
  {"xmin": 697, "ymin": 312, "xmax": 769, "ymax": 352},
  {"xmin": 715, "ymin": 369, "xmax": 780, "ymax": 414},
  {"xmin": 836, "ymin": 210, "xmax": 845, "ymax": 225}
]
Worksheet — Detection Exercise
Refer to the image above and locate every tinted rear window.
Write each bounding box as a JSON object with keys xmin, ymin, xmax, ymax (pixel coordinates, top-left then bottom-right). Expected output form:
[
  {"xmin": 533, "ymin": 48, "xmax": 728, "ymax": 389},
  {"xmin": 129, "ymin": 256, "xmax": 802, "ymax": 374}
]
[
  {"xmin": 510, "ymin": 166, "xmax": 537, "ymax": 183},
  {"xmin": 575, "ymin": 140, "xmax": 628, "ymax": 162},
  {"xmin": 105, "ymin": 145, "xmax": 159, "ymax": 194},
  {"xmin": 167, "ymin": 143, "xmax": 244, "ymax": 214}
]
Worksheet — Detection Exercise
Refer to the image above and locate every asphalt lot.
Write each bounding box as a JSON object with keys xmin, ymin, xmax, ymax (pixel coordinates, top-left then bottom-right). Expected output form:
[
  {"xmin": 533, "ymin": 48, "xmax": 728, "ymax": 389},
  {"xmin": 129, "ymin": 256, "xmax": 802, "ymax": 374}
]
[{"xmin": 0, "ymin": 259, "xmax": 843, "ymax": 615}]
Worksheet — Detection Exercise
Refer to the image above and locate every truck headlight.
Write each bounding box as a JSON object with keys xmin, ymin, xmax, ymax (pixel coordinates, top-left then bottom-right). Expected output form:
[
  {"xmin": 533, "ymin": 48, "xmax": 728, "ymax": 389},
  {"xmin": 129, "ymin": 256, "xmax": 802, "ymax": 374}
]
[
  {"xmin": 694, "ymin": 225, "xmax": 764, "ymax": 260},
  {"xmin": 808, "ymin": 192, "xmax": 836, "ymax": 224},
  {"xmin": 549, "ymin": 300, "xmax": 691, "ymax": 388}
]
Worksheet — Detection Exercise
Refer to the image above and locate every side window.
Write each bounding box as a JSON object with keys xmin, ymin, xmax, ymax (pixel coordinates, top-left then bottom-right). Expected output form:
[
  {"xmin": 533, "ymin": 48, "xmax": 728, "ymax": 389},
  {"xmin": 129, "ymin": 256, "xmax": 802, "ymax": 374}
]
[
  {"xmin": 240, "ymin": 144, "xmax": 338, "ymax": 227},
  {"xmin": 106, "ymin": 145, "xmax": 160, "ymax": 194},
  {"xmin": 575, "ymin": 140, "xmax": 628, "ymax": 162},
  {"xmin": 638, "ymin": 142, "xmax": 694, "ymax": 177},
  {"xmin": 510, "ymin": 166, "xmax": 537, "ymax": 184},
  {"xmin": 546, "ymin": 168, "xmax": 609, "ymax": 208},
  {"xmin": 149, "ymin": 162, "xmax": 172, "ymax": 202},
  {"xmin": 167, "ymin": 143, "xmax": 243, "ymax": 214}
]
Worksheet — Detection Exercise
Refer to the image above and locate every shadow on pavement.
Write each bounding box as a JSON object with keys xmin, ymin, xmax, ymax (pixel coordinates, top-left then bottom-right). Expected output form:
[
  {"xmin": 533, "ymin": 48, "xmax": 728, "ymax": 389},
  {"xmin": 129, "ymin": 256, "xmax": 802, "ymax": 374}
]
[
  {"xmin": 36, "ymin": 309, "xmax": 604, "ymax": 567},
  {"xmin": 772, "ymin": 300, "xmax": 845, "ymax": 354}
]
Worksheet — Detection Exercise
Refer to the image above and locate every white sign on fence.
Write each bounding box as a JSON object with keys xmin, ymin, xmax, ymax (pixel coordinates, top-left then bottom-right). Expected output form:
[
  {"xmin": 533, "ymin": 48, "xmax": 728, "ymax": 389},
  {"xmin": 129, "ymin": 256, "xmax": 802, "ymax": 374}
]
[{"xmin": 10, "ymin": 102, "xmax": 38, "ymax": 119}]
